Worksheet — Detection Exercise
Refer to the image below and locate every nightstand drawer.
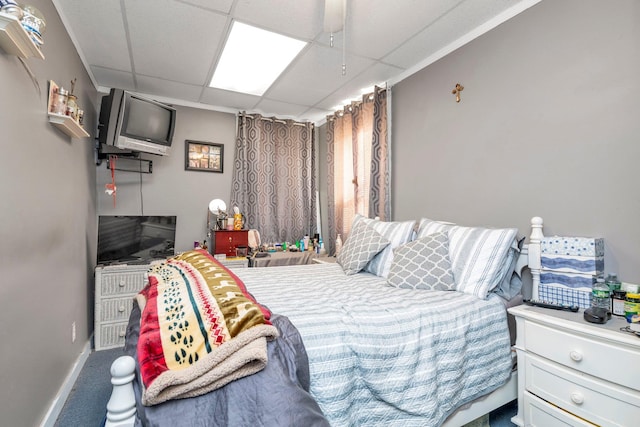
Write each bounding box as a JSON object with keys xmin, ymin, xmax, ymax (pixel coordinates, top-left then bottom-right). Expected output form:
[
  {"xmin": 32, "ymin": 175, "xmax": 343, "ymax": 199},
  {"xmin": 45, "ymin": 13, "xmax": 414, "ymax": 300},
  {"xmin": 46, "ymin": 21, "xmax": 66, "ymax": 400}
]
[
  {"xmin": 524, "ymin": 391, "xmax": 595, "ymax": 427},
  {"xmin": 524, "ymin": 321, "xmax": 640, "ymax": 390},
  {"xmin": 99, "ymin": 296, "xmax": 135, "ymax": 322},
  {"xmin": 100, "ymin": 271, "xmax": 148, "ymax": 296},
  {"xmin": 524, "ymin": 353, "xmax": 640, "ymax": 427}
]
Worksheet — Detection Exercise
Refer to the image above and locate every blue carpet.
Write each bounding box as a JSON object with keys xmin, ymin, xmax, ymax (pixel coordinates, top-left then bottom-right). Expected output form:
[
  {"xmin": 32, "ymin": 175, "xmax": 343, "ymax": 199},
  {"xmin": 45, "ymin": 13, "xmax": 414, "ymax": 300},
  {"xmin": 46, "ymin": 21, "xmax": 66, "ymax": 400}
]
[{"xmin": 55, "ymin": 348, "xmax": 125, "ymax": 427}]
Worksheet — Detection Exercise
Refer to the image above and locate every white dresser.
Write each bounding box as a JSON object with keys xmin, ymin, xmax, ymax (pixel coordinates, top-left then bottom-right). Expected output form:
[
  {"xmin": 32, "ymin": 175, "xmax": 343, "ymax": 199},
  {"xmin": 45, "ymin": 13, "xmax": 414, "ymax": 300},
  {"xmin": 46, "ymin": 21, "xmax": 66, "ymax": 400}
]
[
  {"xmin": 508, "ymin": 305, "xmax": 640, "ymax": 426},
  {"xmin": 94, "ymin": 263, "xmax": 152, "ymax": 351}
]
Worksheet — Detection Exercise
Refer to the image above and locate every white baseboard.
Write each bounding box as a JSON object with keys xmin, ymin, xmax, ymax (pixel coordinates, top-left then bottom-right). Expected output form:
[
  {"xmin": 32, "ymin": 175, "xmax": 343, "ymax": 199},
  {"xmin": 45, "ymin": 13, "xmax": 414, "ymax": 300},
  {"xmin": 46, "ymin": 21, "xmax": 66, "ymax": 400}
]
[{"xmin": 39, "ymin": 338, "xmax": 93, "ymax": 427}]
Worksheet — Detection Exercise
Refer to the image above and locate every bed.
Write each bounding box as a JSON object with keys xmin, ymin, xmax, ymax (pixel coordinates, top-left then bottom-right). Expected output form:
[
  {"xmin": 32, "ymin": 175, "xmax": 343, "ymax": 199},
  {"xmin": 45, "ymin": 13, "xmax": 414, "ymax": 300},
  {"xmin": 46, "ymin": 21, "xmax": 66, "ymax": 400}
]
[{"xmin": 105, "ymin": 216, "xmax": 546, "ymax": 427}]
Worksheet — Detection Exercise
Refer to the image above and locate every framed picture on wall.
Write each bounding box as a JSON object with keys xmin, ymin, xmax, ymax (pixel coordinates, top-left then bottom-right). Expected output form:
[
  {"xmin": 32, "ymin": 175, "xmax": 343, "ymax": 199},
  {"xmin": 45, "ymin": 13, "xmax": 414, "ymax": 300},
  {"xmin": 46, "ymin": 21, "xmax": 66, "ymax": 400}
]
[{"xmin": 185, "ymin": 140, "xmax": 224, "ymax": 173}]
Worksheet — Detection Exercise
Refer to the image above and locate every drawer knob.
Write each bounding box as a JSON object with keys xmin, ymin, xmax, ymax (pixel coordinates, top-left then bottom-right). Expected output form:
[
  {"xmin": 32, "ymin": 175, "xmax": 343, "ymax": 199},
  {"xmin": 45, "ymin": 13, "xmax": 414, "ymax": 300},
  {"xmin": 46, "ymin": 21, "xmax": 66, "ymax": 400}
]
[
  {"xmin": 570, "ymin": 392, "xmax": 584, "ymax": 405},
  {"xmin": 569, "ymin": 350, "xmax": 583, "ymax": 362},
  {"xmin": 119, "ymin": 331, "xmax": 126, "ymax": 337},
  {"xmin": 118, "ymin": 281, "xmax": 125, "ymax": 287},
  {"xmin": 118, "ymin": 306, "xmax": 125, "ymax": 312}
]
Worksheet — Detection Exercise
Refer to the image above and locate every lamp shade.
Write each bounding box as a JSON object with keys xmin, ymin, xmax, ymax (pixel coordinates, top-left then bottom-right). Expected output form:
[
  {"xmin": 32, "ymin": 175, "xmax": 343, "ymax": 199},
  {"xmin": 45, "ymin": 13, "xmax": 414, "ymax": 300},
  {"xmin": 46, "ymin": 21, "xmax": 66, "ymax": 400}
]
[{"xmin": 208, "ymin": 199, "xmax": 226, "ymax": 214}]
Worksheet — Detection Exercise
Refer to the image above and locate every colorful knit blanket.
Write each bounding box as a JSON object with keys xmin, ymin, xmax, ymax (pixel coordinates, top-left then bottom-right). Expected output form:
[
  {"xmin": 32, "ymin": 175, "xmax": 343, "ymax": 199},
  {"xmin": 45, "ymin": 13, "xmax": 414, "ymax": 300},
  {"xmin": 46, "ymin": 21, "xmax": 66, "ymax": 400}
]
[{"xmin": 136, "ymin": 249, "xmax": 278, "ymax": 406}]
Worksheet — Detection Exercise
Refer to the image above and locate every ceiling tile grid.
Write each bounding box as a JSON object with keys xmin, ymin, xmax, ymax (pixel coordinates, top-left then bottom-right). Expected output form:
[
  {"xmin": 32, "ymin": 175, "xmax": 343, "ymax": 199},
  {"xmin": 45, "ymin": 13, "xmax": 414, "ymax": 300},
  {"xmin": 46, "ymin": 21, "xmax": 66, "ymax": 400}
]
[{"xmin": 53, "ymin": 0, "xmax": 541, "ymax": 123}]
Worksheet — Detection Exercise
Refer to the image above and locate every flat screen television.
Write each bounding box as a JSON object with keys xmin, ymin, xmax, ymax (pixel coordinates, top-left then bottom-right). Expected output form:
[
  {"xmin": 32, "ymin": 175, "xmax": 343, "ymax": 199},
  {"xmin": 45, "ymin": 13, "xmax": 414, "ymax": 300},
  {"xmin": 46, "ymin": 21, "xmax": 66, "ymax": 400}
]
[
  {"xmin": 98, "ymin": 88, "xmax": 176, "ymax": 156},
  {"xmin": 97, "ymin": 215, "xmax": 177, "ymax": 264}
]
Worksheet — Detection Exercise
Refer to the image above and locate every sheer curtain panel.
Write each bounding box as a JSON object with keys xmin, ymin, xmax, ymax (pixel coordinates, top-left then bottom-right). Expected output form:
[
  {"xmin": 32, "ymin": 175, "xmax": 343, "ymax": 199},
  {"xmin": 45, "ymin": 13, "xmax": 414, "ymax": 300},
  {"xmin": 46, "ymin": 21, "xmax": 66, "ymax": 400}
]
[{"xmin": 326, "ymin": 86, "xmax": 389, "ymax": 255}]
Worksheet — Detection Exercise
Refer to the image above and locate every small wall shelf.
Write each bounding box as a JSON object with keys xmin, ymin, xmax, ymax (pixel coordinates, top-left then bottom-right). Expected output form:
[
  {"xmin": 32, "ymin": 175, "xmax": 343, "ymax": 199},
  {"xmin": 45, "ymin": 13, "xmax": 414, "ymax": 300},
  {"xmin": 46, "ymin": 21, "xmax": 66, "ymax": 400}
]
[
  {"xmin": 0, "ymin": 12, "xmax": 44, "ymax": 60},
  {"xmin": 48, "ymin": 113, "xmax": 90, "ymax": 138}
]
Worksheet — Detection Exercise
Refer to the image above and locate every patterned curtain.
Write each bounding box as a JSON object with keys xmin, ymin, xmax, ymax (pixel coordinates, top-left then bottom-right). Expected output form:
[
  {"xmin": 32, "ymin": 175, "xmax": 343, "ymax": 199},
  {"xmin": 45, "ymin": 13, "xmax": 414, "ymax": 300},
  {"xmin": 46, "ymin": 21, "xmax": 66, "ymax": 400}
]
[
  {"xmin": 230, "ymin": 113, "xmax": 317, "ymax": 246},
  {"xmin": 326, "ymin": 86, "xmax": 389, "ymax": 255}
]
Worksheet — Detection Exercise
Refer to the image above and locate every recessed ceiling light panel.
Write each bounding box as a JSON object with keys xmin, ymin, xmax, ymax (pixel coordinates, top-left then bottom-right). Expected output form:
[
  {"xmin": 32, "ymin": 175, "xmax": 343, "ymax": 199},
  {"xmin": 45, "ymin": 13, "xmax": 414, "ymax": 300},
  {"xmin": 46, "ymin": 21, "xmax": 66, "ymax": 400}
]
[{"xmin": 209, "ymin": 21, "xmax": 307, "ymax": 96}]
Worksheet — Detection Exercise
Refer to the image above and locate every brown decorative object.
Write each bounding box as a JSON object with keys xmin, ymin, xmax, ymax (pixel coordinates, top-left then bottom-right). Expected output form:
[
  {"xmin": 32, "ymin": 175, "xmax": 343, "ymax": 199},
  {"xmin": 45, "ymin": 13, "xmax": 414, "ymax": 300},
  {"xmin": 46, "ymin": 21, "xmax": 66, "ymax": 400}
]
[
  {"xmin": 185, "ymin": 140, "xmax": 224, "ymax": 172},
  {"xmin": 452, "ymin": 83, "xmax": 464, "ymax": 102}
]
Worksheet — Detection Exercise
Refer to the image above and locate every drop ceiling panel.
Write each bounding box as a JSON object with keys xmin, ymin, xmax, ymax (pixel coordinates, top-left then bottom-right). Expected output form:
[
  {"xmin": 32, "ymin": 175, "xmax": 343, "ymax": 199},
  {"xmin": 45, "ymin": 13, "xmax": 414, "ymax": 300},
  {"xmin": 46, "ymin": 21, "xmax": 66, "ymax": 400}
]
[
  {"xmin": 56, "ymin": 0, "xmax": 131, "ymax": 71},
  {"xmin": 384, "ymin": 0, "xmax": 522, "ymax": 69},
  {"xmin": 178, "ymin": 0, "xmax": 235, "ymax": 14},
  {"xmin": 233, "ymin": 0, "xmax": 323, "ymax": 40},
  {"xmin": 90, "ymin": 66, "xmax": 135, "ymax": 92},
  {"xmin": 200, "ymin": 87, "xmax": 261, "ymax": 111},
  {"xmin": 267, "ymin": 44, "xmax": 375, "ymax": 106},
  {"xmin": 345, "ymin": 0, "xmax": 460, "ymax": 60},
  {"xmin": 135, "ymin": 75, "xmax": 203, "ymax": 103},
  {"xmin": 125, "ymin": 0, "xmax": 228, "ymax": 85}
]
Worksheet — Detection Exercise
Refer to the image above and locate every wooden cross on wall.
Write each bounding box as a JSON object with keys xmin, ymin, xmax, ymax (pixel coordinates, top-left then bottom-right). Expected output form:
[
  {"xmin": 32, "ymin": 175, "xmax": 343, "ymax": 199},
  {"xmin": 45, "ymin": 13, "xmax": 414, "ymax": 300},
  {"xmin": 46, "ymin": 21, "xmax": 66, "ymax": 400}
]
[{"xmin": 452, "ymin": 83, "xmax": 464, "ymax": 103}]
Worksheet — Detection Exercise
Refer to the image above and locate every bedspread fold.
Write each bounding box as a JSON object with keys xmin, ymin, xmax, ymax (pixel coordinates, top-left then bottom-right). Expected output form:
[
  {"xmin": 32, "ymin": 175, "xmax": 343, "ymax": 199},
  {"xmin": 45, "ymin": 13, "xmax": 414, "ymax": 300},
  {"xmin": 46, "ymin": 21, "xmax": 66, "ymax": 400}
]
[{"xmin": 136, "ymin": 250, "xmax": 278, "ymax": 406}]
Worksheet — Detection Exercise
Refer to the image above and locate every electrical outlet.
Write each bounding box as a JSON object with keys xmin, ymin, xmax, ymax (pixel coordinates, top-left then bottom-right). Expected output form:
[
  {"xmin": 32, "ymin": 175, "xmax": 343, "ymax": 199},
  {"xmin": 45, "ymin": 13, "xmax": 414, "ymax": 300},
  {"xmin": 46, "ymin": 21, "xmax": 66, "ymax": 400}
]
[{"xmin": 71, "ymin": 322, "xmax": 76, "ymax": 343}]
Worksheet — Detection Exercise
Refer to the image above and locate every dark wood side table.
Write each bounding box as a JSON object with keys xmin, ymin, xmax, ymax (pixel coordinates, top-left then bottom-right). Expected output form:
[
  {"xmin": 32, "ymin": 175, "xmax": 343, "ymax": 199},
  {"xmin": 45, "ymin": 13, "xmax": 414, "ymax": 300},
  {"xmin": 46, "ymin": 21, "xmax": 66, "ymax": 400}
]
[{"xmin": 210, "ymin": 230, "xmax": 249, "ymax": 258}]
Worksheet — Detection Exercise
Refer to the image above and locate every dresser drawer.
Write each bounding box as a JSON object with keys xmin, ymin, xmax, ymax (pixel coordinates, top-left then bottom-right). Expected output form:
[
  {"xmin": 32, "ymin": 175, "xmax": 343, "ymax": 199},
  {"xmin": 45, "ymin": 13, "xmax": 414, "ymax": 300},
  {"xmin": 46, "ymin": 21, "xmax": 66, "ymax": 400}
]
[
  {"xmin": 524, "ymin": 321, "xmax": 640, "ymax": 390},
  {"xmin": 97, "ymin": 322, "xmax": 128, "ymax": 350},
  {"xmin": 99, "ymin": 296, "xmax": 135, "ymax": 322},
  {"xmin": 100, "ymin": 270, "xmax": 149, "ymax": 296},
  {"xmin": 524, "ymin": 353, "xmax": 640, "ymax": 427},
  {"xmin": 524, "ymin": 391, "xmax": 595, "ymax": 427}
]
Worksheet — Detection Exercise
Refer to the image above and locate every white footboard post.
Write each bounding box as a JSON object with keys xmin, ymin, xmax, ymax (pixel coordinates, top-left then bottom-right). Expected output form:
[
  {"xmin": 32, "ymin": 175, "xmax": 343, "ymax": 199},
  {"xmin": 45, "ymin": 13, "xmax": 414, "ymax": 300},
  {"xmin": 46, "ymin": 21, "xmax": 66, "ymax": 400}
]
[
  {"xmin": 105, "ymin": 355, "xmax": 137, "ymax": 427},
  {"xmin": 529, "ymin": 217, "xmax": 544, "ymax": 300}
]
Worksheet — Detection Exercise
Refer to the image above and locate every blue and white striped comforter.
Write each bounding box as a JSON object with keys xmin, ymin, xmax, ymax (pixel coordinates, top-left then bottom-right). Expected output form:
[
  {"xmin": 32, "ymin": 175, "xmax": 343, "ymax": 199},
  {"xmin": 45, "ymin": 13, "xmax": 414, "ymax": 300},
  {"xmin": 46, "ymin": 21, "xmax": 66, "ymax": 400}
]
[{"xmin": 234, "ymin": 263, "xmax": 512, "ymax": 427}]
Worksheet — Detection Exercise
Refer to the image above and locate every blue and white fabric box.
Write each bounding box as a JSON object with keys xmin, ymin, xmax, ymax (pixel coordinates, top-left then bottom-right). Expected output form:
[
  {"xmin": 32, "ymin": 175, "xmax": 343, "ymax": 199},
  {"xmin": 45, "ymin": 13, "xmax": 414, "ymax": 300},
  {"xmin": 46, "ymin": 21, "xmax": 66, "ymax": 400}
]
[
  {"xmin": 538, "ymin": 283, "xmax": 592, "ymax": 308},
  {"xmin": 540, "ymin": 254, "xmax": 604, "ymax": 275},
  {"xmin": 541, "ymin": 236, "xmax": 604, "ymax": 257},
  {"xmin": 540, "ymin": 271, "xmax": 597, "ymax": 289}
]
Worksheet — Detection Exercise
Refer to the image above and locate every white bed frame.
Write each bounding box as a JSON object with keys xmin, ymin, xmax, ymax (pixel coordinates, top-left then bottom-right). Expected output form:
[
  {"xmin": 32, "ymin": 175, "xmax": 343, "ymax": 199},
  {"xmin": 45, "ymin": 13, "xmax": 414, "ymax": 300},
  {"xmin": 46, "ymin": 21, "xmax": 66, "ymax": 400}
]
[{"xmin": 105, "ymin": 217, "xmax": 545, "ymax": 427}]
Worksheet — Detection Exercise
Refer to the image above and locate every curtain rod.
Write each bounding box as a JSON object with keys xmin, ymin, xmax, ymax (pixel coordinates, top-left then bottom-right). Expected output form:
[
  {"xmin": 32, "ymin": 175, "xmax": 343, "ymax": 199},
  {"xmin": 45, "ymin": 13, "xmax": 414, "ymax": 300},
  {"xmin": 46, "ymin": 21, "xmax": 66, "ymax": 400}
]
[{"xmin": 239, "ymin": 113, "xmax": 312, "ymax": 127}]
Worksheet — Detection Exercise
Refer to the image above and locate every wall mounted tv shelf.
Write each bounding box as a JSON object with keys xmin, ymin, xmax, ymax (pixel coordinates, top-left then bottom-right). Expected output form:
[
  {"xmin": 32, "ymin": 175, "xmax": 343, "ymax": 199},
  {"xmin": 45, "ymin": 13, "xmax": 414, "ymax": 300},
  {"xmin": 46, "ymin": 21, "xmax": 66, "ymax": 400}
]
[{"xmin": 0, "ymin": 12, "xmax": 44, "ymax": 59}]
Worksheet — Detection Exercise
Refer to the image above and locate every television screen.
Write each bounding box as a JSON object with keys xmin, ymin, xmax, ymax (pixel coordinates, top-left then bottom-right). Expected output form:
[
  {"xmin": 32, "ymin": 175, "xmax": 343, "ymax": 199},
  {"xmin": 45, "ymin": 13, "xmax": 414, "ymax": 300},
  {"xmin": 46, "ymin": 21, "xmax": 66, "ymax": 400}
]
[
  {"xmin": 123, "ymin": 95, "xmax": 174, "ymax": 145},
  {"xmin": 97, "ymin": 216, "xmax": 176, "ymax": 264}
]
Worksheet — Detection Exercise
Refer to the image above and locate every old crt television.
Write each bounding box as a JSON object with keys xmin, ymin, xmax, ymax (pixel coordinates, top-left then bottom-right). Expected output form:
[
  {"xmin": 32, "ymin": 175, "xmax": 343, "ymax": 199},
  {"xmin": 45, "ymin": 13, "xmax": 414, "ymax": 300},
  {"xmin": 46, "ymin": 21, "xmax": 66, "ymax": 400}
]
[
  {"xmin": 97, "ymin": 215, "xmax": 177, "ymax": 264},
  {"xmin": 98, "ymin": 88, "xmax": 176, "ymax": 156}
]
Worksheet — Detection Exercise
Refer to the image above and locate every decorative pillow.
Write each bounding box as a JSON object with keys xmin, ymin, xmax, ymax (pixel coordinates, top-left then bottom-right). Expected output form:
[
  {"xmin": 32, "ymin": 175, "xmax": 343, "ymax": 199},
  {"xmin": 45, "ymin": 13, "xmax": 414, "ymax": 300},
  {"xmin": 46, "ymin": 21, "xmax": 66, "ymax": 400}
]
[
  {"xmin": 447, "ymin": 226, "xmax": 518, "ymax": 299},
  {"xmin": 337, "ymin": 219, "xmax": 390, "ymax": 275},
  {"xmin": 416, "ymin": 217, "xmax": 455, "ymax": 238},
  {"xmin": 351, "ymin": 214, "xmax": 416, "ymax": 278},
  {"xmin": 492, "ymin": 234, "xmax": 526, "ymax": 300},
  {"xmin": 387, "ymin": 232, "xmax": 455, "ymax": 290}
]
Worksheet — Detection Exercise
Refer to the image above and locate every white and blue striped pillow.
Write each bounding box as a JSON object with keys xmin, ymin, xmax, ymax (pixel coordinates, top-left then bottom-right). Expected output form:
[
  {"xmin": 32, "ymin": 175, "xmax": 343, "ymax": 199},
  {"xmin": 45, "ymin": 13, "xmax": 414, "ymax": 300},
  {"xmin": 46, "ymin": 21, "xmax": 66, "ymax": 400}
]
[
  {"xmin": 447, "ymin": 226, "xmax": 518, "ymax": 299},
  {"xmin": 418, "ymin": 218, "xmax": 518, "ymax": 299},
  {"xmin": 351, "ymin": 214, "xmax": 416, "ymax": 278}
]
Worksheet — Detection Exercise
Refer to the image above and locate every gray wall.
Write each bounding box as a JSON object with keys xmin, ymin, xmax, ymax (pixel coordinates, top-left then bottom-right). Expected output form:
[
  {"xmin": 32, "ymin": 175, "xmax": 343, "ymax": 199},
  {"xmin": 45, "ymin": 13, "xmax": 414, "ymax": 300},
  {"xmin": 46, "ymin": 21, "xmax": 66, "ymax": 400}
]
[
  {"xmin": 0, "ymin": 0, "xmax": 98, "ymax": 424},
  {"xmin": 392, "ymin": 0, "xmax": 640, "ymax": 282},
  {"xmin": 96, "ymin": 105, "xmax": 237, "ymax": 252}
]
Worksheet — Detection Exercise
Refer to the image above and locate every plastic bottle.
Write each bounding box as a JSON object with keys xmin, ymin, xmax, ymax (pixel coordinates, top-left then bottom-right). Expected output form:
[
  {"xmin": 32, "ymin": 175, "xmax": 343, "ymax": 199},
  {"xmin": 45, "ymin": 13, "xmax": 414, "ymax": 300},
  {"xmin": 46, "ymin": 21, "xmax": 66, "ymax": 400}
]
[
  {"xmin": 604, "ymin": 273, "xmax": 622, "ymax": 292},
  {"xmin": 592, "ymin": 278, "xmax": 611, "ymax": 311}
]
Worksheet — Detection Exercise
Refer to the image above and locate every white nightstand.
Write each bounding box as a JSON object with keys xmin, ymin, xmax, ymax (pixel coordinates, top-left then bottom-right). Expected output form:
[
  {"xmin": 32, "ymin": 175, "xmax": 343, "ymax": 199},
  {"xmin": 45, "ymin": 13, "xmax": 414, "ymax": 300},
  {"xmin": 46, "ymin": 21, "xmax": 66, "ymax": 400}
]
[{"xmin": 508, "ymin": 304, "xmax": 640, "ymax": 426}]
